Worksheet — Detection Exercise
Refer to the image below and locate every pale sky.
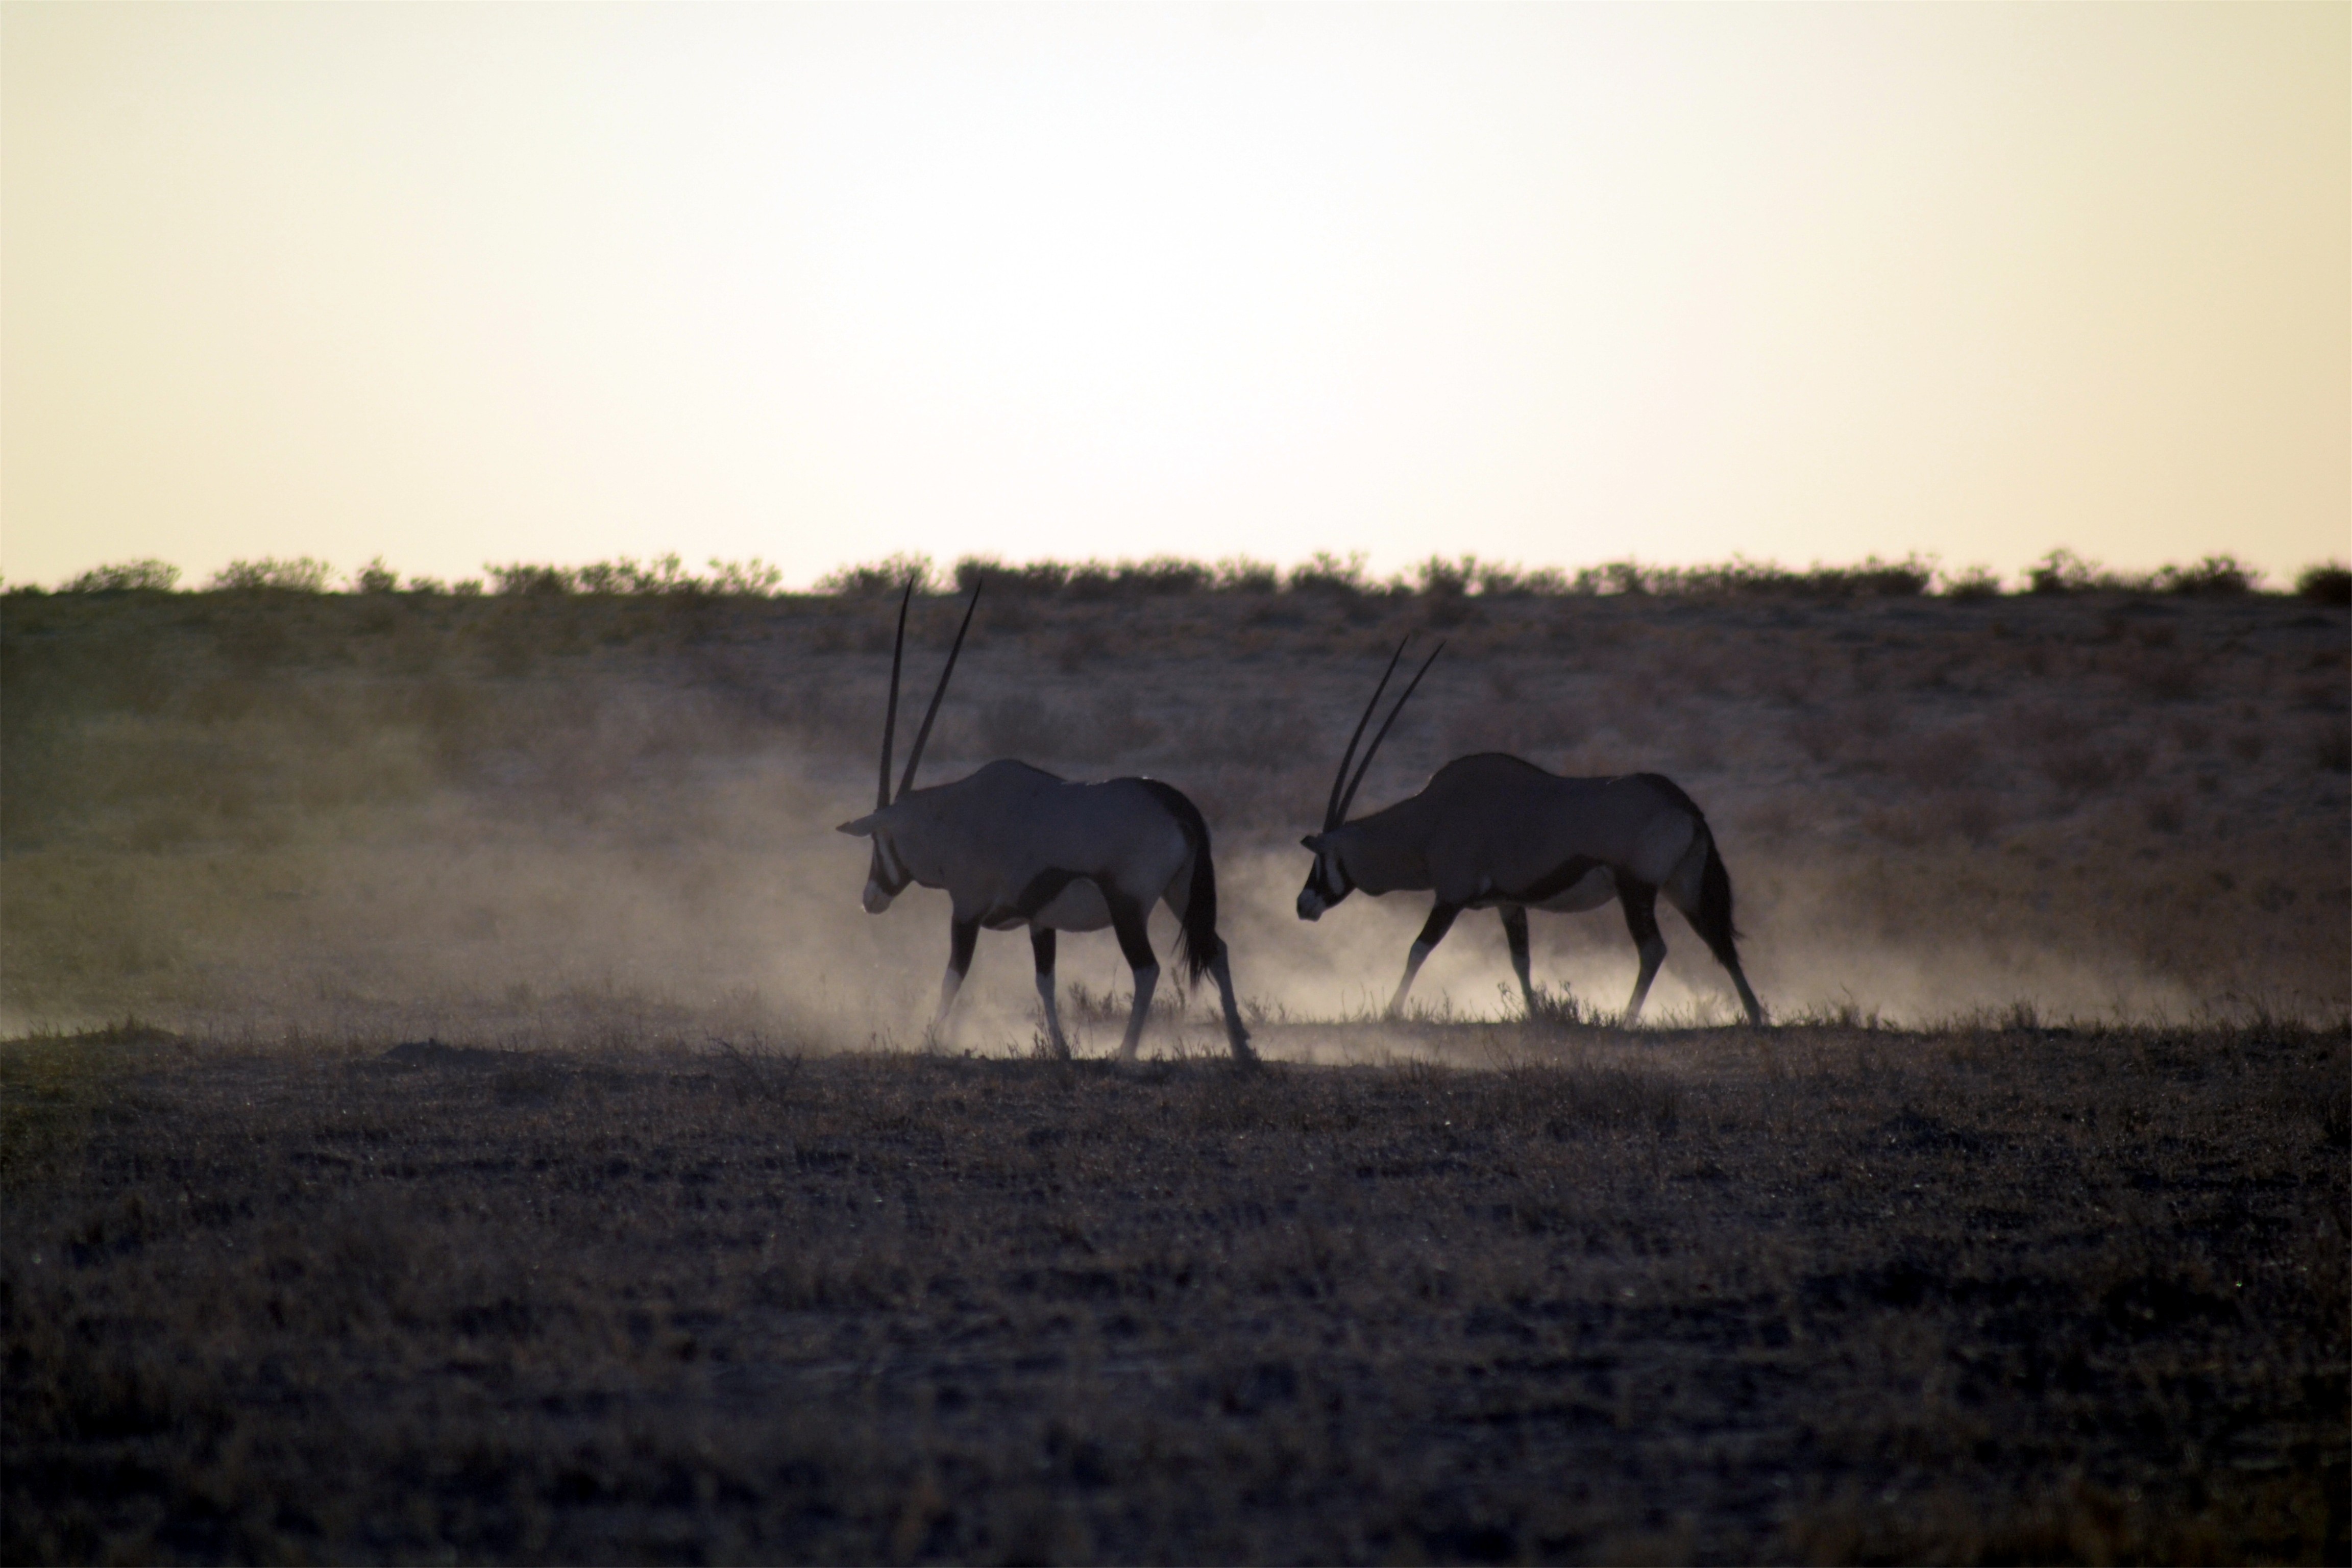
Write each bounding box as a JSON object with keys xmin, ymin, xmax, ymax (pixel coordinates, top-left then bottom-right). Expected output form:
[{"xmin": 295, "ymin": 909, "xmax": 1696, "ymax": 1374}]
[{"xmin": 5, "ymin": 4, "xmax": 2345, "ymax": 591}]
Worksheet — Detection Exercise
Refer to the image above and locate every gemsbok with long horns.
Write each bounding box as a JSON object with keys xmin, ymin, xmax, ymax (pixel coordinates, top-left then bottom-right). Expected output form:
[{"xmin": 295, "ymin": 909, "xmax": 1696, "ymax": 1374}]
[
  {"xmin": 836, "ymin": 580, "xmax": 1256, "ymax": 1063},
  {"xmin": 1295, "ymin": 640, "xmax": 1766, "ymax": 1026}
]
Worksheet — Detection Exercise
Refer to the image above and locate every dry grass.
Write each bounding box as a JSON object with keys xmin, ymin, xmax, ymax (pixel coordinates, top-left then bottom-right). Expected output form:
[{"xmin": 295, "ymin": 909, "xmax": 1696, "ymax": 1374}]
[{"xmin": 3, "ymin": 1019, "xmax": 2344, "ymax": 1564}]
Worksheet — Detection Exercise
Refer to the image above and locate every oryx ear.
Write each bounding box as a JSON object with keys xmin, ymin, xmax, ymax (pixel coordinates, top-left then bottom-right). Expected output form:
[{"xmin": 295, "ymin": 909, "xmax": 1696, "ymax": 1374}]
[
  {"xmin": 837, "ymin": 814, "xmax": 880, "ymax": 838},
  {"xmin": 1301, "ymin": 834, "xmax": 1325, "ymax": 852}
]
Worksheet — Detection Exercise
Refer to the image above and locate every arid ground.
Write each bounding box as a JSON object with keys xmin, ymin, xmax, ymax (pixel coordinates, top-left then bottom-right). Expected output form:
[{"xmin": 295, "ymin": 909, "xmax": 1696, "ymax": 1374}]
[{"xmin": 3, "ymin": 578, "xmax": 2346, "ymax": 1561}]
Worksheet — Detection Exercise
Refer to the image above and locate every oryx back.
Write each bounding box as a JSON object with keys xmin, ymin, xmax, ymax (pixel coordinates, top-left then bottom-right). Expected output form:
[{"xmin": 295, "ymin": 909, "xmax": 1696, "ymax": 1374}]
[
  {"xmin": 1411, "ymin": 756, "xmax": 1708, "ymax": 910},
  {"xmin": 894, "ymin": 762, "xmax": 1192, "ymax": 934}
]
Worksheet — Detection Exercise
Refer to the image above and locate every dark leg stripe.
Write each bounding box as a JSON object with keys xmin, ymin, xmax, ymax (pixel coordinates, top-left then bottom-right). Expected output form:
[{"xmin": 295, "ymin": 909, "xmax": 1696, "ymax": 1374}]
[
  {"xmin": 1030, "ymin": 926, "xmax": 1056, "ymax": 974},
  {"xmin": 1507, "ymin": 855, "xmax": 1605, "ymax": 905},
  {"xmin": 983, "ymin": 868, "xmax": 1094, "ymax": 926},
  {"xmin": 948, "ymin": 918, "xmax": 980, "ymax": 977},
  {"xmin": 1014, "ymin": 868, "xmax": 1089, "ymax": 920},
  {"xmin": 1501, "ymin": 906, "xmax": 1531, "ymax": 963},
  {"xmin": 1107, "ymin": 894, "xmax": 1157, "ymax": 971},
  {"xmin": 1618, "ymin": 884, "xmax": 1662, "ymax": 946},
  {"xmin": 1415, "ymin": 902, "xmax": 1462, "ymax": 948}
]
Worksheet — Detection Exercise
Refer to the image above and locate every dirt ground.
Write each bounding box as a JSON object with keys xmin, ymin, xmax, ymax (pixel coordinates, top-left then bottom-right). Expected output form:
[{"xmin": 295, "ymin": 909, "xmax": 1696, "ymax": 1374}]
[
  {"xmin": 4, "ymin": 1019, "xmax": 2345, "ymax": 1564},
  {"xmin": 2, "ymin": 579, "xmax": 2346, "ymax": 1561}
]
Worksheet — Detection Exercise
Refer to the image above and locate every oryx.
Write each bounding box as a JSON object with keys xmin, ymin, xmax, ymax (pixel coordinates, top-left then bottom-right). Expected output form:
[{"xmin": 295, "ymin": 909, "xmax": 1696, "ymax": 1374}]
[
  {"xmin": 1295, "ymin": 641, "xmax": 1766, "ymax": 1026},
  {"xmin": 836, "ymin": 581, "xmax": 1255, "ymax": 1063}
]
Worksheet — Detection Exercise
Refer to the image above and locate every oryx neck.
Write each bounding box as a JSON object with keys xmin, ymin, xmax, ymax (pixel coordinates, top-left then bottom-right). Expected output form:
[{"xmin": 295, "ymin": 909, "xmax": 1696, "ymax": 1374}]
[{"xmin": 1329, "ymin": 808, "xmax": 1431, "ymax": 897}]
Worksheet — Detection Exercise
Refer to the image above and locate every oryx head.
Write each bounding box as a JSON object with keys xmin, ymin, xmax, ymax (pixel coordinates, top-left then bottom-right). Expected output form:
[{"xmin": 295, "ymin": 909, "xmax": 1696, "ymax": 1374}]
[
  {"xmin": 836, "ymin": 576, "xmax": 981, "ymax": 913},
  {"xmin": 1296, "ymin": 636, "xmax": 1440, "ymax": 920}
]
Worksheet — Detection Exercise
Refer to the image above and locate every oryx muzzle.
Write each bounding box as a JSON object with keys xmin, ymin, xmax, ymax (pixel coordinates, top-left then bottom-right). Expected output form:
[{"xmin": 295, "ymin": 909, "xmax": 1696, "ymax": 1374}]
[{"xmin": 1296, "ymin": 638, "xmax": 1766, "ymax": 1027}]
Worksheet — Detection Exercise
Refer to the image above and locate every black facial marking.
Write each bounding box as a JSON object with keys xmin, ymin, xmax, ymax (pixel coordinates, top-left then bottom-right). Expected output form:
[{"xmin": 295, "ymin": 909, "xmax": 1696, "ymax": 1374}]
[
  {"xmin": 869, "ymin": 841, "xmax": 911, "ymax": 896},
  {"xmin": 1308, "ymin": 852, "xmax": 1351, "ymax": 901}
]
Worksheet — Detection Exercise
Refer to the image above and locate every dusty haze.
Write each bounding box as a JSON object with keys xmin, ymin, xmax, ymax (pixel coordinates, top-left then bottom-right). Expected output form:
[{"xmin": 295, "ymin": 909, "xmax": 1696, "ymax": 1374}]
[{"xmin": 4, "ymin": 582, "xmax": 2344, "ymax": 1049}]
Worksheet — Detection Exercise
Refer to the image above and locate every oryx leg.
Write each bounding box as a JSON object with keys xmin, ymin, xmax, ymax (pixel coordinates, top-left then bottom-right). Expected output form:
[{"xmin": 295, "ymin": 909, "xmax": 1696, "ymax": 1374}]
[
  {"xmin": 930, "ymin": 916, "xmax": 980, "ymax": 1047},
  {"xmin": 1202, "ymin": 938, "xmax": 1257, "ymax": 1065},
  {"xmin": 1107, "ymin": 895, "xmax": 1160, "ymax": 1063},
  {"xmin": 1030, "ymin": 926, "xmax": 1070, "ymax": 1060},
  {"xmin": 1500, "ymin": 905, "xmax": 1536, "ymax": 1015},
  {"xmin": 1618, "ymin": 883, "xmax": 1667, "ymax": 1025},
  {"xmin": 1388, "ymin": 901, "xmax": 1461, "ymax": 1019},
  {"xmin": 1662, "ymin": 861, "xmax": 1767, "ymax": 1026}
]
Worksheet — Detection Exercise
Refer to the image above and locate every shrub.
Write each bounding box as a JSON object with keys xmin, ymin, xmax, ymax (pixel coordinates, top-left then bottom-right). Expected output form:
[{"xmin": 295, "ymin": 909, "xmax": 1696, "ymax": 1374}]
[
  {"xmin": 2026, "ymin": 548, "xmax": 2102, "ymax": 595},
  {"xmin": 2148, "ymin": 555, "xmax": 2260, "ymax": 597},
  {"xmin": 1414, "ymin": 555, "xmax": 1474, "ymax": 598},
  {"xmin": 955, "ymin": 556, "xmax": 1069, "ymax": 597},
  {"xmin": 1122, "ymin": 556, "xmax": 1210, "ymax": 595},
  {"xmin": 1587, "ymin": 555, "xmax": 1934, "ymax": 599},
  {"xmin": 1939, "ymin": 565, "xmax": 2004, "ymax": 600},
  {"xmin": 2027, "ymin": 549, "xmax": 2266, "ymax": 599},
  {"xmin": 2296, "ymin": 562, "xmax": 2351, "ymax": 606},
  {"xmin": 209, "ymin": 557, "xmax": 331, "ymax": 592},
  {"xmin": 1065, "ymin": 562, "xmax": 1122, "ymax": 600},
  {"xmin": 1213, "ymin": 556, "xmax": 1279, "ymax": 594},
  {"xmin": 1476, "ymin": 562, "xmax": 1569, "ymax": 597},
  {"xmin": 1581, "ymin": 561, "xmax": 1649, "ymax": 596},
  {"xmin": 1286, "ymin": 550, "xmax": 1374, "ymax": 597},
  {"xmin": 816, "ymin": 553, "xmax": 938, "ymax": 596},
  {"xmin": 704, "ymin": 558, "xmax": 784, "ymax": 596},
  {"xmin": 61, "ymin": 559, "xmax": 180, "ymax": 593},
  {"xmin": 1056, "ymin": 557, "xmax": 1211, "ymax": 599},
  {"xmin": 486, "ymin": 555, "xmax": 784, "ymax": 596},
  {"xmin": 349, "ymin": 557, "xmax": 399, "ymax": 594},
  {"xmin": 485, "ymin": 563, "xmax": 573, "ymax": 596}
]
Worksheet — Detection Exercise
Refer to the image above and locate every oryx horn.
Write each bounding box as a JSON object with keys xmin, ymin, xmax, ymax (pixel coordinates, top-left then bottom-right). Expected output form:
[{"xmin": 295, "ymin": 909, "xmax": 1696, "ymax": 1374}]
[
  {"xmin": 875, "ymin": 578, "xmax": 915, "ymax": 810},
  {"xmin": 895, "ymin": 575, "xmax": 983, "ymax": 801},
  {"xmin": 1324, "ymin": 639, "xmax": 1410, "ymax": 831},
  {"xmin": 1333, "ymin": 641, "xmax": 1442, "ymax": 826}
]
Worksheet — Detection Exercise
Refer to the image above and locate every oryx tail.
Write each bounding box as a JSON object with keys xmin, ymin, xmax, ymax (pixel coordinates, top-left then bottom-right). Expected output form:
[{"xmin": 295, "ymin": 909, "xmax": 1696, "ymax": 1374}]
[
  {"xmin": 1134, "ymin": 777, "xmax": 1220, "ymax": 986},
  {"xmin": 1629, "ymin": 770, "xmax": 1744, "ymax": 965}
]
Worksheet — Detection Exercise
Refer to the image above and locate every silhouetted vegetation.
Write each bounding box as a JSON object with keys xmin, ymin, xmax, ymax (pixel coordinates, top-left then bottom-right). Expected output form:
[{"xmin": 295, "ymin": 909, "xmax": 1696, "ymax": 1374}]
[
  {"xmin": 2027, "ymin": 548, "xmax": 2265, "ymax": 599},
  {"xmin": 208, "ymin": 556, "xmax": 335, "ymax": 592},
  {"xmin": 2298, "ymin": 562, "xmax": 2352, "ymax": 607},
  {"xmin": 56, "ymin": 559, "xmax": 181, "ymax": 594},
  {"xmin": 18, "ymin": 548, "xmax": 2330, "ymax": 603}
]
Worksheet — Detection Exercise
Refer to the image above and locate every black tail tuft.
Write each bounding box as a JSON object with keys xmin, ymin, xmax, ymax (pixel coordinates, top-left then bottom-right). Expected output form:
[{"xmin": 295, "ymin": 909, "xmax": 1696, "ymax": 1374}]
[{"xmin": 1134, "ymin": 778, "xmax": 1220, "ymax": 985}]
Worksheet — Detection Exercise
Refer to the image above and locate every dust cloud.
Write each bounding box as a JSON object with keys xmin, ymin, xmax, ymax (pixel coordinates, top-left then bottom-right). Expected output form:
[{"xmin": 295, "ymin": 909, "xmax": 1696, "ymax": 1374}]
[{"xmin": 3, "ymin": 587, "xmax": 2344, "ymax": 1048}]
